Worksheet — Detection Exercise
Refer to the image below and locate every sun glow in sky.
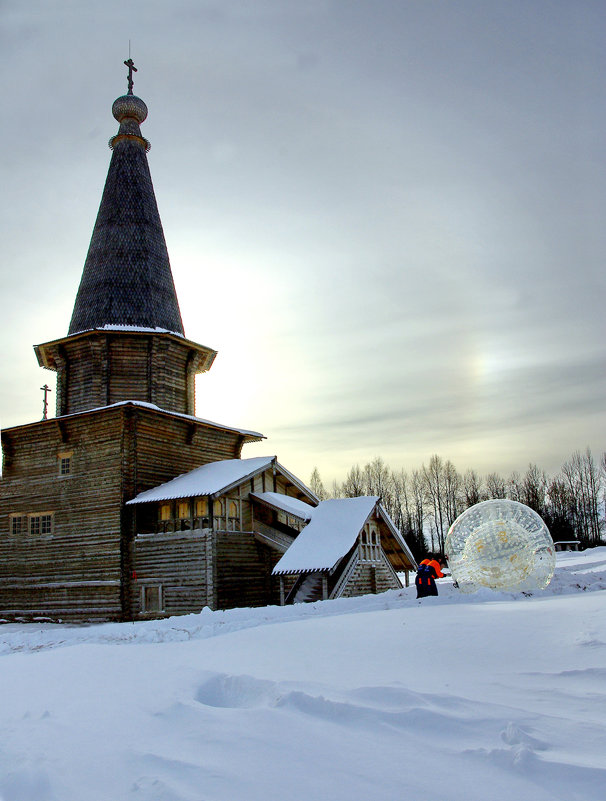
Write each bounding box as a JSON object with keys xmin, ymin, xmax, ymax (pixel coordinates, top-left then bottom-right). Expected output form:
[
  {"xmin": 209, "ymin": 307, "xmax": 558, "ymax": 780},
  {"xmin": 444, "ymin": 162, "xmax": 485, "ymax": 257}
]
[{"xmin": 1, "ymin": 0, "xmax": 605, "ymax": 485}]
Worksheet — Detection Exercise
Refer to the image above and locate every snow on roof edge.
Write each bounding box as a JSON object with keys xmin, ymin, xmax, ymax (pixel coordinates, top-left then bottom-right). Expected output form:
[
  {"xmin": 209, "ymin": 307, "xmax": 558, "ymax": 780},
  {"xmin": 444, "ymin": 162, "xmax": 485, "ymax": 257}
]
[
  {"xmin": 272, "ymin": 496, "xmax": 380, "ymax": 575},
  {"xmin": 126, "ymin": 456, "xmax": 277, "ymax": 505},
  {"xmin": 47, "ymin": 400, "xmax": 264, "ymax": 440},
  {"xmin": 250, "ymin": 492, "xmax": 315, "ymax": 521},
  {"xmin": 273, "ymin": 460, "xmax": 319, "ymax": 505},
  {"xmin": 69, "ymin": 324, "xmax": 186, "ymax": 338}
]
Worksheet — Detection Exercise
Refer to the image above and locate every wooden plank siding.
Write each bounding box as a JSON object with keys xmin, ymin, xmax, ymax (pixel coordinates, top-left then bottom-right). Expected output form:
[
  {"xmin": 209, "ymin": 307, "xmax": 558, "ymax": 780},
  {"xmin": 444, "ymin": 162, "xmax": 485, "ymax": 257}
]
[
  {"xmin": 0, "ymin": 410, "xmax": 125, "ymax": 621},
  {"xmin": 0, "ymin": 401, "xmax": 249, "ymax": 622},
  {"xmin": 132, "ymin": 529, "xmax": 214, "ymax": 617},
  {"xmin": 129, "ymin": 410, "xmax": 245, "ymax": 495},
  {"xmin": 36, "ymin": 331, "xmax": 215, "ymax": 418},
  {"xmin": 131, "ymin": 529, "xmax": 278, "ymax": 617},
  {"xmin": 214, "ymin": 531, "xmax": 275, "ymax": 610},
  {"xmin": 339, "ymin": 552, "xmax": 402, "ymax": 598}
]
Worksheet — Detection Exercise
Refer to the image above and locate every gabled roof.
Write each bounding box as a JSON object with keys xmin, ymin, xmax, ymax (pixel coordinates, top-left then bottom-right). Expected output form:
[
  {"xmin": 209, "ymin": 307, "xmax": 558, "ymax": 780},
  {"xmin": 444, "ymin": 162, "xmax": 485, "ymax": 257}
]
[
  {"xmin": 69, "ymin": 92, "xmax": 184, "ymax": 337},
  {"xmin": 272, "ymin": 496, "xmax": 379, "ymax": 574},
  {"xmin": 126, "ymin": 456, "xmax": 315, "ymax": 505}
]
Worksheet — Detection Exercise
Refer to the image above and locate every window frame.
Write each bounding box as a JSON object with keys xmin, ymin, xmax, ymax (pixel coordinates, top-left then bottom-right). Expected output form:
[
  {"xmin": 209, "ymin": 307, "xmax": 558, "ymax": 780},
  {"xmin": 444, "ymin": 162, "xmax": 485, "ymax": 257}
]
[
  {"xmin": 9, "ymin": 514, "xmax": 26, "ymax": 537},
  {"xmin": 28, "ymin": 512, "xmax": 54, "ymax": 537},
  {"xmin": 57, "ymin": 450, "xmax": 74, "ymax": 477},
  {"xmin": 360, "ymin": 522, "xmax": 381, "ymax": 563},
  {"xmin": 141, "ymin": 584, "xmax": 164, "ymax": 614}
]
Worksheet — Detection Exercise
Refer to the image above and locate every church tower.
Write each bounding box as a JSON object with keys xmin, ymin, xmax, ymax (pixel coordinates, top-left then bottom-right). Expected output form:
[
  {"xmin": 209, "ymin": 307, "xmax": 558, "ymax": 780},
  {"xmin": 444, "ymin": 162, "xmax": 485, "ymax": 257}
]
[
  {"xmin": 35, "ymin": 64, "xmax": 215, "ymax": 418},
  {"xmin": 0, "ymin": 62, "xmax": 263, "ymax": 622}
]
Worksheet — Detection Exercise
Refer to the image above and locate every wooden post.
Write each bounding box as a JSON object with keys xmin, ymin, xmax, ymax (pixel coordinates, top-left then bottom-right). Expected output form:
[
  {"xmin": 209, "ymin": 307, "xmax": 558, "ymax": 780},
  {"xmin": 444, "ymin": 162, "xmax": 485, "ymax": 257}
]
[
  {"xmin": 322, "ymin": 574, "xmax": 328, "ymax": 600},
  {"xmin": 279, "ymin": 576, "xmax": 285, "ymax": 606}
]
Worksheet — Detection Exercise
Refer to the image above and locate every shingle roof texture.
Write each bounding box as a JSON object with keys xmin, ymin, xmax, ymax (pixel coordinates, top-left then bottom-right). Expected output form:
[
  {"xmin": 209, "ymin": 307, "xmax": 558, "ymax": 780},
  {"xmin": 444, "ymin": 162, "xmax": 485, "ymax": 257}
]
[{"xmin": 68, "ymin": 111, "xmax": 184, "ymax": 336}]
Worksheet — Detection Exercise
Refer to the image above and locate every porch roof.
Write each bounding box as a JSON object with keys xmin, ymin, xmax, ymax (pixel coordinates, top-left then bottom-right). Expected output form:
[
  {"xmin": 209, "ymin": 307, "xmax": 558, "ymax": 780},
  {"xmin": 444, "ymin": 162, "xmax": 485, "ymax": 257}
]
[
  {"xmin": 127, "ymin": 456, "xmax": 275, "ymax": 503},
  {"xmin": 272, "ymin": 496, "xmax": 379, "ymax": 574}
]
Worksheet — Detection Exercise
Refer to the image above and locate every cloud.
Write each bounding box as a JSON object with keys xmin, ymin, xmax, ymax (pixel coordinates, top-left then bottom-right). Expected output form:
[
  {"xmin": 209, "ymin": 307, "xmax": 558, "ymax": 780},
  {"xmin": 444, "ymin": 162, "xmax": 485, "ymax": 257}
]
[{"xmin": 1, "ymin": 0, "xmax": 605, "ymax": 483}]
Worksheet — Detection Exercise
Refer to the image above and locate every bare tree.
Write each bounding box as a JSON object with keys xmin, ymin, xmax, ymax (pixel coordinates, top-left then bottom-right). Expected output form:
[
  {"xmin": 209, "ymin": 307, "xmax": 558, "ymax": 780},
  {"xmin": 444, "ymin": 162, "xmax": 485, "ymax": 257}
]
[
  {"xmin": 410, "ymin": 469, "xmax": 426, "ymax": 546},
  {"xmin": 363, "ymin": 457, "xmax": 391, "ymax": 499},
  {"xmin": 521, "ymin": 463, "xmax": 548, "ymax": 516},
  {"xmin": 485, "ymin": 472, "xmax": 507, "ymax": 498},
  {"xmin": 319, "ymin": 443, "xmax": 605, "ymax": 559},
  {"xmin": 506, "ymin": 471, "xmax": 523, "ymax": 502},
  {"xmin": 443, "ymin": 459, "xmax": 462, "ymax": 527},
  {"xmin": 341, "ymin": 464, "xmax": 365, "ymax": 498},
  {"xmin": 463, "ymin": 469, "xmax": 485, "ymax": 506},
  {"xmin": 545, "ymin": 476, "xmax": 576, "ymax": 541},
  {"xmin": 423, "ymin": 454, "xmax": 448, "ymax": 554},
  {"xmin": 309, "ymin": 467, "xmax": 328, "ymax": 501},
  {"xmin": 561, "ymin": 449, "xmax": 603, "ymax": 545}
]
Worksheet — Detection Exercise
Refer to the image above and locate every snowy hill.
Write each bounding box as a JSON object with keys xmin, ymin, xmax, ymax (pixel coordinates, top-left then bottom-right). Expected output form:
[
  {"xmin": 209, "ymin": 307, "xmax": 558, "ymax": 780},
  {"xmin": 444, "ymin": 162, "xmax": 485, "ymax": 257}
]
[{"xmin": 1, "ymin": 548, "xmax": 605, "ymax": 801}]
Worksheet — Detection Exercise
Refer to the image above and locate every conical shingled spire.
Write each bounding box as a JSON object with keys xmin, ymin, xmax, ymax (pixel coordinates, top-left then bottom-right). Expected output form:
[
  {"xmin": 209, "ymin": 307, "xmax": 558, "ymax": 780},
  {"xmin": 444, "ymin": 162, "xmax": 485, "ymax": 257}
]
[{"xmin": 69, "ymin": 76, "xmax": 184, "ymax": 336}]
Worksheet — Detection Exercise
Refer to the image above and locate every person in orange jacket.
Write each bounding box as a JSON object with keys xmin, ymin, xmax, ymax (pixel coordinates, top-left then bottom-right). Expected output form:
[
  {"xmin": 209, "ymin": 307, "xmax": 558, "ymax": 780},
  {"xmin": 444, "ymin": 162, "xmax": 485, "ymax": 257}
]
[{"xmin": 415, "ymin": 555, "xmax": 445, "ymax": 598}]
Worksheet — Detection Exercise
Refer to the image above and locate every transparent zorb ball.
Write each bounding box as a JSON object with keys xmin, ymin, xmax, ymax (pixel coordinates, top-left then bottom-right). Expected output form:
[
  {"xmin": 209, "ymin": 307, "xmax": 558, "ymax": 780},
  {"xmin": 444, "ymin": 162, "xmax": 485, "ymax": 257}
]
[{"xmin": 445, "ymin": 499, "xmax": 555, "ymax": 593}]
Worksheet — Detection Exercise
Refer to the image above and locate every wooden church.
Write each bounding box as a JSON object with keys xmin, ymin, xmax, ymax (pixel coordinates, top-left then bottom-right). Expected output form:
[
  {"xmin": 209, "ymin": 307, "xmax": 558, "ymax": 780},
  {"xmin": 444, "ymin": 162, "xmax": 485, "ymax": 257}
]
[{"xmin": 0, "ymin": 64, "xmax": 416, "ymax": 623}]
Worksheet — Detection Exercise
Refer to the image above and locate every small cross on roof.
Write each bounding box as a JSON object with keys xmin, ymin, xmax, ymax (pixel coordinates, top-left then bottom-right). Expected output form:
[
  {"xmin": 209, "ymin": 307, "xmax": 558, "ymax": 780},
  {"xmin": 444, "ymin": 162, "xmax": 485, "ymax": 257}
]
[{"xmin": 124, "ymin": 58, "xmax": 137, "ymax": 95}]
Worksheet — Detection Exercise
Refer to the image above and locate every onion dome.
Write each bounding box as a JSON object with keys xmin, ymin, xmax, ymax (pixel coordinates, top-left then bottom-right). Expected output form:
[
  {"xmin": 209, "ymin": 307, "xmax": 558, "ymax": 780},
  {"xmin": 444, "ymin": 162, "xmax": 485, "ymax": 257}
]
[
  {"xmin": 109, "ymin": 93, "xmax": 151, "ymax": 152},
  {"xmin": 112, "ymin": 94, "xmax": 148, "ymax": 124}
]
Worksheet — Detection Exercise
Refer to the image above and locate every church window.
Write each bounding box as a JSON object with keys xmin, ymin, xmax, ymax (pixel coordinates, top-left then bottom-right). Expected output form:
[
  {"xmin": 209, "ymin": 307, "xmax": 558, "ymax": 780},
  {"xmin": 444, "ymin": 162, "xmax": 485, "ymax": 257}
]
[
  {"xmin": 360, "ymin": 523, "xmax": 381, "ymax": 563},
  {"xmin": 195, "ymin": 498, "xmax": 208, "ymax": 517},
  {"xmin": 142, "ymin": 585, "xmax": 163, "ymax": 614},
  {"xmin": 159, "ymin": 504, "xmax": 171, "ymax": 522},
  {"xmin": 29, "ymin": 513, "xmax": 53, "ymax": 537},
  {"xmin": 58, "ymin": 450, "xmax": 73, "ymax": 476},
  {"xmin": 213, "ymin": 499, "xmax": 224, "ymax": 517},
  {"xmin": 10, "ymin": 514, "xmax": 26, "ymax": 536}
]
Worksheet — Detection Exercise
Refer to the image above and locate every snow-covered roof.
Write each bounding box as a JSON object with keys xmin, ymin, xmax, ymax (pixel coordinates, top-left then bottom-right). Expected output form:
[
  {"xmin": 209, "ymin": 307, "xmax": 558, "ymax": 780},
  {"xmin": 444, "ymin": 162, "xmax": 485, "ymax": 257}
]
[
  {"xmin": 96, "ymin": 401, "xmax": 263, "ymax": 439},
  {"xmin": 250, "ymin": 492, "xmax": 315, "ymax": 521},
  {"xmin": 69, "ymin": 324, "xmax": 186, "ymax": 338},
  {"xmin": 3, "ymin": 399, "xmax": 264, "ymax": 441},
  {"xmin": 99, "ymin": 324, "xmax": 185, "ymax": 337},
  {"xmin": 127, "ymin": 457, "xmax": 276, "ymax": 504},
  {"xmin": 272, "ymin": 496, "xmax": 379, "ymax": 574}
]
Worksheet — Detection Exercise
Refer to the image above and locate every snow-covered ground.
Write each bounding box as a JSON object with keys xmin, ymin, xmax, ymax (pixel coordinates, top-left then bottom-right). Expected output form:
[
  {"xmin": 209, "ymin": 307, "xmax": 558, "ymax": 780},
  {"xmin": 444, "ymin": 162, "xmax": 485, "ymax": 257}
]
[{"xmin": 1, "ymin": 548, "xmax": 606, "ymax": 801}]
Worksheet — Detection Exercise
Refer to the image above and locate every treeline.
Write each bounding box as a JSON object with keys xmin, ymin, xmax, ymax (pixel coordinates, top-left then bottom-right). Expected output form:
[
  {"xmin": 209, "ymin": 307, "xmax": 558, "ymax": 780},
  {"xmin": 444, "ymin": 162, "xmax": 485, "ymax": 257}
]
[{"xmin": 309, "ymin": 448, "xmax": 605, "ymax": 560}]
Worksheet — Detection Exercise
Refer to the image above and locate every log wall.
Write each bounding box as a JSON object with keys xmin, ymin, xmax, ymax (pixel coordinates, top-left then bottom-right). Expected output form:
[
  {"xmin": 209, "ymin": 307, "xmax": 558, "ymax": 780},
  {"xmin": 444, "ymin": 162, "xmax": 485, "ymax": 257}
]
[
  {"xmin": 132, "ymin": 529, "xmax": 214, "ymax": 616},
  {"xmin": 131, "ymin": 529, "xmax": 277, "ymax": 616},
  {"xmin": 39, "ymin": 332, "xmax": 214, "ymax": 417},
  {"xmin": 131, "ymin": 408, "xmax": 245, "ymax": 495},
  {"xmin": 0, "ymin": 410, "xmax": 125, "ymax": 621},
  {"xmin": 215, "ymin": 531, "xmax": 274, "ymax": 610},
  {"xmin": 0, "ymin": 402, "xmax": 252, "ymax": 621}
]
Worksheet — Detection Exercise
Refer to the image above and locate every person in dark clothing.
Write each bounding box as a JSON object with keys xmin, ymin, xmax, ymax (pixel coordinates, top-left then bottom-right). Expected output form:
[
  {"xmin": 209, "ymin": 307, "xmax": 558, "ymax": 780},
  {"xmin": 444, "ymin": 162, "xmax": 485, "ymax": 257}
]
[{"xmin": 415, "ymin": 555, "xmax": 444, "ymax": 598}]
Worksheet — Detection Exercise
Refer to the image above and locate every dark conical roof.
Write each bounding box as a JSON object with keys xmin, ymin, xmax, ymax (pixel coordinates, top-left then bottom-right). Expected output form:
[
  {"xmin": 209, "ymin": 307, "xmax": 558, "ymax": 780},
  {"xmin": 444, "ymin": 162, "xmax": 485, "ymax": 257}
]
[{"xmin": 68, "ymin": 88, "xmax": 184, "ymax": 336}]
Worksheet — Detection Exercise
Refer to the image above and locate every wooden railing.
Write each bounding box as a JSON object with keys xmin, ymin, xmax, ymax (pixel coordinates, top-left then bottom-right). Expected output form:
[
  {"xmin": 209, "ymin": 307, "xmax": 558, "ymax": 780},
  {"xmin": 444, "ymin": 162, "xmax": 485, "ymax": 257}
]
[
  {"xmin": 329, "ymin": 549, "xmax": 359, "ymax": 599},
  {"xmin": 253, "ymin": 521, "xmax": 295, "ymax": 552}
]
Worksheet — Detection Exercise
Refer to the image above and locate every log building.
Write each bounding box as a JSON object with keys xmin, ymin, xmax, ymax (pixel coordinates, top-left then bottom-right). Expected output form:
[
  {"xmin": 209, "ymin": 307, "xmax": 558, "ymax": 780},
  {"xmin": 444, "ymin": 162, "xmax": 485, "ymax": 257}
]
[{"xmin": 0, "ymin": 65, "xmax": 415, "ymax": 622}]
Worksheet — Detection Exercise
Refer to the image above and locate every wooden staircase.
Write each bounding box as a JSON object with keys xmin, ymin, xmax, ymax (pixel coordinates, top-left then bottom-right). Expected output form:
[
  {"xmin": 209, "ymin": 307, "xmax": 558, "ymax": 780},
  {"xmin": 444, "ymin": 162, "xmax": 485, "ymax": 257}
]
[{"xmin": 291, "ymin": 574, "xmax": 324, "ymax": 603}]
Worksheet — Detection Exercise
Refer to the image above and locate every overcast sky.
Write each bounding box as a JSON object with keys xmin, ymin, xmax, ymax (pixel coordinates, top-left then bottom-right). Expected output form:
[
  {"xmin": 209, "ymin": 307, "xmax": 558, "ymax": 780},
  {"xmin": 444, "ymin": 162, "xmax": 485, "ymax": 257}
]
[{"xmin": 1, "ymin": 0, "xmax": 605, "ymax": 485}]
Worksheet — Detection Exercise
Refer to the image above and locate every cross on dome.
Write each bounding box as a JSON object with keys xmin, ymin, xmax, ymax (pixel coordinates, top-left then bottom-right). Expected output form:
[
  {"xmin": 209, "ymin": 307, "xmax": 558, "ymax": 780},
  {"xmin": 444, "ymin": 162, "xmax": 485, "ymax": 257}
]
[{"xmin": 124, "ymin": 57, "xmax": 137, "ymax": 95}]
